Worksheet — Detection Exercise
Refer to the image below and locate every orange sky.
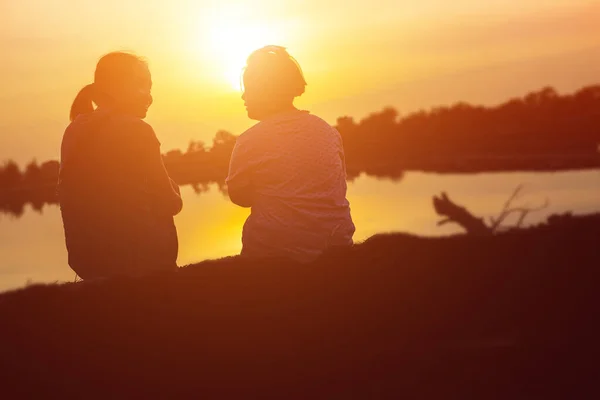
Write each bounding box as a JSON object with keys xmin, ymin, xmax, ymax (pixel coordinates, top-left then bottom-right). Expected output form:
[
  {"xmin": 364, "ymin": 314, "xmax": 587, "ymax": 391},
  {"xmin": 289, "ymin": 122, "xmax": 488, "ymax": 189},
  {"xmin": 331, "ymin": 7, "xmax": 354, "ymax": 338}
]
[{"xmin": 1, "ymin": 0, "xmax": 600, "ymax": 164}]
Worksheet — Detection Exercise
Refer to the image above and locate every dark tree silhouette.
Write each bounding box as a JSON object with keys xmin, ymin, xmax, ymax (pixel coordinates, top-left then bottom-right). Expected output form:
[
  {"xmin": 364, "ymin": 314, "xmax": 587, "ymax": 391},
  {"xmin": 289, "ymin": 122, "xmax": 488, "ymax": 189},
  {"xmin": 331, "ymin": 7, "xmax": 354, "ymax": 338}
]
[
  {"xmin": 0, "ymin": 161, "xmax": 22, "ymax": 188},
  {"xmin": 1, "ymin": 85, "xmax": 600, "ymax": 217},
  {"xmin": 337, "ymin": 85, "xmax": 600, "ymax": 175}
]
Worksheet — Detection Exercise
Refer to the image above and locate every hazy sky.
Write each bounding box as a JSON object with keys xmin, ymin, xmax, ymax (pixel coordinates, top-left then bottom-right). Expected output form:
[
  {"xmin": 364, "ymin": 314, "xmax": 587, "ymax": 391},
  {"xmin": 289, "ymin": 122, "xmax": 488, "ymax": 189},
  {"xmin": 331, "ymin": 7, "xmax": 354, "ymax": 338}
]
[{"xmin": 2, "ymin": 0, "xmax": 600, "ymax": 163}]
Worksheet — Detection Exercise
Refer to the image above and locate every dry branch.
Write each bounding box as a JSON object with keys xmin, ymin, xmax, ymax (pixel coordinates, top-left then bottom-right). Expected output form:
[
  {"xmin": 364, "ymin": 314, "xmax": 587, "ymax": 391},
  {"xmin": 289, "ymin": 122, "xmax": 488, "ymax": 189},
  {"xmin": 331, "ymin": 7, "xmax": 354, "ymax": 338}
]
[
  {"xmin": 433, "ymin": 185, "xmax": 549, "ymax": 235},
  {"xmin": 433, "ymin": 192, "xmax": 491, "ymax": 235}
]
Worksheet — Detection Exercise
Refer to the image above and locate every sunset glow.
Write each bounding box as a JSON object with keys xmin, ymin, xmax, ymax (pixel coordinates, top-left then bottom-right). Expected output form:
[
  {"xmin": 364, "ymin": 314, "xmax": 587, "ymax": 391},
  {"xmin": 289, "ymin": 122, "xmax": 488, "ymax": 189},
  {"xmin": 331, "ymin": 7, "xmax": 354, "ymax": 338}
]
[
  {"xmin": 2, "ymin": 0, "xmax": 600, "ymax": 297},
  {"xmin": 1, "ymin": 0, "xmax": 599, "ymax": 165},
  {"xmin": 200, "ymin": 5, "xmax": 286, "ymax": 90}
]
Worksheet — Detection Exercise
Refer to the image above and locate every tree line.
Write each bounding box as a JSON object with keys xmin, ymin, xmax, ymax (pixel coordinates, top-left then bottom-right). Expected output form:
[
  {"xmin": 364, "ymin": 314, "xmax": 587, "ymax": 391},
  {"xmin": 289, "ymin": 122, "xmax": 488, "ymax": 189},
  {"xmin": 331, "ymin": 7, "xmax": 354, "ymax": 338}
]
[{"xmin": 2, "ymin": 84, "xmax": 600, "ymax": 217}]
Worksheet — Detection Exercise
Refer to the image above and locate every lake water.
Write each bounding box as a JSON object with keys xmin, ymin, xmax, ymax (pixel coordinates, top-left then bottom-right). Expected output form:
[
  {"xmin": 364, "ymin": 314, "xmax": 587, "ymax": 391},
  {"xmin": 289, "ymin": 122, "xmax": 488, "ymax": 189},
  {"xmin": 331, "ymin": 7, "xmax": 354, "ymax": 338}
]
[{"xmin": 1, "ymin": 171, "xmax": 598, "ymax": 293}]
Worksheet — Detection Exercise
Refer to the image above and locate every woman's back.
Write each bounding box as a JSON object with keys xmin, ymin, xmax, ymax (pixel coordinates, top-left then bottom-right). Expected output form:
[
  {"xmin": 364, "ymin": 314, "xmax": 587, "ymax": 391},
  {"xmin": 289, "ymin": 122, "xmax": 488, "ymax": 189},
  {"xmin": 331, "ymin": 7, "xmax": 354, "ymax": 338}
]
[
  {"xmin": 60, "ymin": 109, "xmax": 158, "ymax": 209},
  {"xmin": 59, "ymin": 109, "xmax": 179, "ymax": 278}
]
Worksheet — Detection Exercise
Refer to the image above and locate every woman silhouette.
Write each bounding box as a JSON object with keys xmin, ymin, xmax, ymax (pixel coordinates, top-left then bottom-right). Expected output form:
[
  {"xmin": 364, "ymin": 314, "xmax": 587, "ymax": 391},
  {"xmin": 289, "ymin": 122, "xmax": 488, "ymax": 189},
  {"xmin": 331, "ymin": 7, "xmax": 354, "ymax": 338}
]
[
  {"xmin": 226, "ymin": 46, "xmax": 355, "ymax": 262},
  {"xmin": 58, "ymin": 52, "xmax": 182, "ymax": 279}
]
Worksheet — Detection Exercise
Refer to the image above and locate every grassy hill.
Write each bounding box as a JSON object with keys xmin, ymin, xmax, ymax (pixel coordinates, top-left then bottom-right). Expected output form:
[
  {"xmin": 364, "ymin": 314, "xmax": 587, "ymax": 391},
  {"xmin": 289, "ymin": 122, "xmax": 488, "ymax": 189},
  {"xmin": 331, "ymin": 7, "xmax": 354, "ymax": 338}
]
[{"xmin": 0, "ymin": 213, "xmax": 598, "ymax": 399}]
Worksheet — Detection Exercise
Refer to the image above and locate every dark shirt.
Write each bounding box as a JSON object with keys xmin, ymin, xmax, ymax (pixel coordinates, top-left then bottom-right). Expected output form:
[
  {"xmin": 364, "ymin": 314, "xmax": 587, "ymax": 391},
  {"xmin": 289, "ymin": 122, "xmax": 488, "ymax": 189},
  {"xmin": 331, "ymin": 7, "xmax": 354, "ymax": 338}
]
[{"xmin": 58, "ymin": 109, "xmax": 182, "ymax": 279}]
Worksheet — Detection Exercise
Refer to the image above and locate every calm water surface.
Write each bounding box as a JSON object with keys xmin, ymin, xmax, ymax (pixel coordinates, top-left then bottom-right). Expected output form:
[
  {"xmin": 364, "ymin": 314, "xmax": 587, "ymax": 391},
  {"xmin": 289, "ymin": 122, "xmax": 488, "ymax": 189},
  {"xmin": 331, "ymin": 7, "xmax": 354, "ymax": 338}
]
[{"xmin": 1, "ymin": 171, "xmax": 598, "ymax": 292}]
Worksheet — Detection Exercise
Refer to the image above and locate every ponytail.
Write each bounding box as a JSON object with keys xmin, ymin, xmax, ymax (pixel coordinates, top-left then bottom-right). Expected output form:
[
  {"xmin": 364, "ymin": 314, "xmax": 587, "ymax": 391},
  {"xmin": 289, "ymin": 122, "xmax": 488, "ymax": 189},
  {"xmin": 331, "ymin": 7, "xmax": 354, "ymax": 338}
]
[{"xmin": 69, "ymin": 84, "xmax": 96, "ymax": 122}]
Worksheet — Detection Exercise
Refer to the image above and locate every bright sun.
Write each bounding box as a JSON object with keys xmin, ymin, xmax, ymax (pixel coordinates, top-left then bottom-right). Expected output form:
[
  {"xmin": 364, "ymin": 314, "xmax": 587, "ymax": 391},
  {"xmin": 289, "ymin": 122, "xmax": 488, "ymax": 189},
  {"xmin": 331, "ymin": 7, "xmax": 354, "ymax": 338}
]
[{"xmin": 205, "ymin": 11, "xmax": 283, "ymax": 91}]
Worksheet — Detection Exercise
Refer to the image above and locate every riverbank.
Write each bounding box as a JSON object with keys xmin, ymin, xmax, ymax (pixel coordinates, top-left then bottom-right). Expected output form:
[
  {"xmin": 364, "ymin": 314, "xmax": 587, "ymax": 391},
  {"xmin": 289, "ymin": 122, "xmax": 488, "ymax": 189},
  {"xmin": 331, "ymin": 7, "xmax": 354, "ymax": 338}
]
[
  {"xmin": 2, "ymin": 154, "xmax": 599, "ymax": 217},
  {"xmin": 0, "ymin": 213, "xmax": 598, "ymax": 398}
]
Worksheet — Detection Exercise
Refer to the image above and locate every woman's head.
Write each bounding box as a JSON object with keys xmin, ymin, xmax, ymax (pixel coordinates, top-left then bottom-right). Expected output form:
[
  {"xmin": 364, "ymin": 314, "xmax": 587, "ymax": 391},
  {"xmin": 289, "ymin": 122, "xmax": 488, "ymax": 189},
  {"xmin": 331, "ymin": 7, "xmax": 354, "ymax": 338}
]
[
  {"xmin": 70, "ymin": 52, "xmax": 153, "ymax": 121},
  {"xmin": 241, "ymin": 46, "xmax": 307, "ymax": 121}
]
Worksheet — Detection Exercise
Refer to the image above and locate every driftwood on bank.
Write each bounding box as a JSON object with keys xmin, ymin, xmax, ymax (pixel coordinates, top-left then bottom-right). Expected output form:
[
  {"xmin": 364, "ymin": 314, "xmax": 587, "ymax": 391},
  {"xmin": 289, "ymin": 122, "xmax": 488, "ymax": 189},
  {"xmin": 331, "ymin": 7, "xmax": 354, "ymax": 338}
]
[
  {"xmin": 433, "ymin": 192, "xmax": 491, "ymax": 235},
  {"xmin": 433, "ymin": 185, "xmax": 550, "ymax": 235}
]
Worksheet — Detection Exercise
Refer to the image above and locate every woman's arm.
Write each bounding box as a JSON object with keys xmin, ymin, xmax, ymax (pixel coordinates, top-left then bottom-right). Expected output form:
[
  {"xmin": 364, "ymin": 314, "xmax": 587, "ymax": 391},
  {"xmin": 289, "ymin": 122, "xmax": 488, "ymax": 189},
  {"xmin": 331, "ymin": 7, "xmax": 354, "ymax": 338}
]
[
  {"xmin": 139, "ymin": 123, "xmax": 183, "ymax": 216},
  {"xmin": 147, "ymin": 152, "xmax": 183, "ymax": 216},
  {"xmin": 226, "ymin": 135, "xmax": 255, "ymax": 208},
  {"xmin": 227, "ymin": 183, "xmax": 253, "ymax": 208}
]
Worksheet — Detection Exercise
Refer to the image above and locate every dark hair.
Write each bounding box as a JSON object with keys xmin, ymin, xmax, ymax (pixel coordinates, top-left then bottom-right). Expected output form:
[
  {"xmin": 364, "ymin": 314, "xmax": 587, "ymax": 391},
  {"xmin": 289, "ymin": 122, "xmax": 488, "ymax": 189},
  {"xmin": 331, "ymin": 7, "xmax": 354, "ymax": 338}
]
[
  {"xmin": 69, "ymin": 52, "xmax": 149, "ymax": 122},
  {"xmin": 243, "ymin": 45, "xmax": 307, "ymax": 97}
]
